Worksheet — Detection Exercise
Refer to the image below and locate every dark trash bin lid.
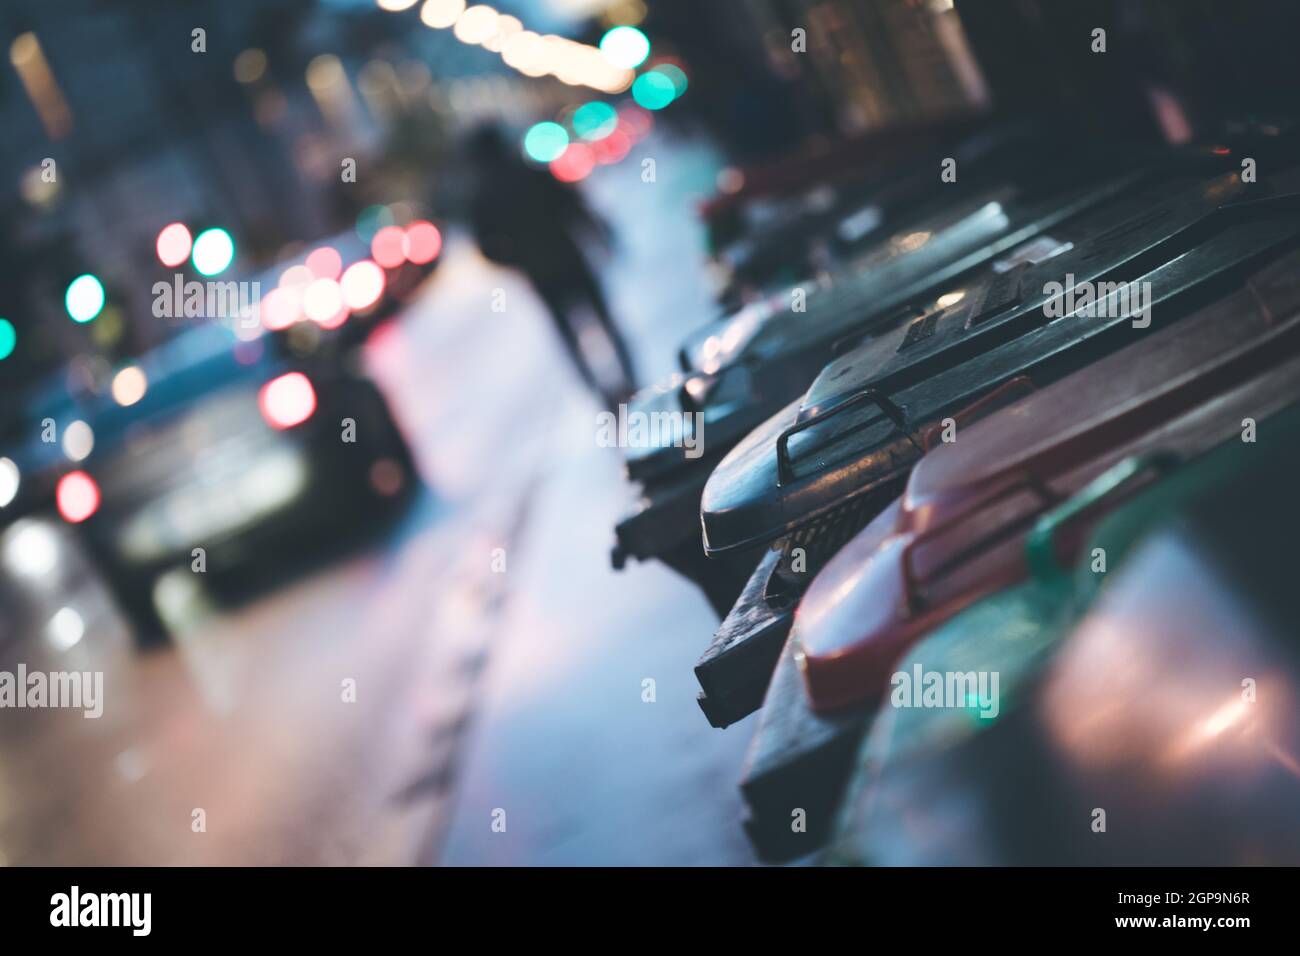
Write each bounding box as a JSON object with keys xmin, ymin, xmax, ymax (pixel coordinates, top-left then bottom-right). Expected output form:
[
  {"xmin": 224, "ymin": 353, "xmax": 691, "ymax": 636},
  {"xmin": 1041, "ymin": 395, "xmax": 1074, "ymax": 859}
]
[{"xmin": 701, "ymin": 167, "xmax": 1300, "ymax": 557}]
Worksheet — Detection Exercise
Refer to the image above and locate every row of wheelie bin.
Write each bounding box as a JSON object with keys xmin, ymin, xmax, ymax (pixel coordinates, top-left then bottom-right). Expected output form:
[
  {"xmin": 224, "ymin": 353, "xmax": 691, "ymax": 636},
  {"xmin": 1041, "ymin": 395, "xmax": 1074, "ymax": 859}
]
[{"xmin": 610, "ymin": 114, "xmax": 1300, "ymax": 864}]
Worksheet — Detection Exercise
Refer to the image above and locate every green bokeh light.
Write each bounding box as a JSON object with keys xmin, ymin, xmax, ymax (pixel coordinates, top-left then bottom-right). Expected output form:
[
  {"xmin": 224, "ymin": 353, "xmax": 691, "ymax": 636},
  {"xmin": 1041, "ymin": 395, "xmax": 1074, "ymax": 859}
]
[
  {"xmin": 573, "ymin": 101, "xmax": 619, "ymax": 141},
  {"xmin": 65, "ymin": 274, "xmax": 105, "ymax": 323},
  {"xmin": 355, "ymin": 204, "xmax": 395, "ymax": 244},
  {"xmin": 192, "ymin": 228, "xmax": 235, "ymax": 277},
  {"xmin": 631, "ymin": 71, "xmax": 676, "ymax": 111},
  {"xmin": 0, "ymin": 319, "xmax": 14, "ymax": 360},
  {"xmin": 599, "ymin": 26, "xmax": 650, "ymax": 70},
  {"xmin": 523, "ymin": 122, "xmax": 570, "ymax": 163},
  {"xmin": 656, "ymin": 64, "xmax": 689, "ymax": 96}
]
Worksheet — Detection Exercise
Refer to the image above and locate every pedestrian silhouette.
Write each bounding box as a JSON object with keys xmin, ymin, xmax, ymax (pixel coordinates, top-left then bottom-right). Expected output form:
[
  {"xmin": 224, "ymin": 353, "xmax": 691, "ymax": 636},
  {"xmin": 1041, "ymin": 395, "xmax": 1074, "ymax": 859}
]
[{"xmin": 466, "ymin": 124, "xmax": 636, "ymax": 403}]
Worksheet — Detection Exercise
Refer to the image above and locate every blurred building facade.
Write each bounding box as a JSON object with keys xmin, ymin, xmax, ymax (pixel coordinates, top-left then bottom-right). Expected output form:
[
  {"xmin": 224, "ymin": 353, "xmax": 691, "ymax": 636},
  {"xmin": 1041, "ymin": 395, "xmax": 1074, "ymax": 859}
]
[{"xmin": 644, "ymin": 0, "xmax": 984, "ymax": 158}]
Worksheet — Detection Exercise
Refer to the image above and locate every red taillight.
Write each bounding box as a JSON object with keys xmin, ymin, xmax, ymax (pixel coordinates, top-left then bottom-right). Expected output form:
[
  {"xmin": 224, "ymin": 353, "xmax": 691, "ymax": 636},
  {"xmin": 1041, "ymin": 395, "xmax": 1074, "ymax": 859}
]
[
  {"xmin": 57, "ymin": 470, "xmax": 100, "ymax": 523},
  {"xmin": 259, "ymin": 372, "xmax": 317, "ymax": 430}
]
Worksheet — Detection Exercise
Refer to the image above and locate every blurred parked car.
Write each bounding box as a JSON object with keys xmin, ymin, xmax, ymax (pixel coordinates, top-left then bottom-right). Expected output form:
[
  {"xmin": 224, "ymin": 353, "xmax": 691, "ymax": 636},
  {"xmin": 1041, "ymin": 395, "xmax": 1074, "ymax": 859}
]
[
  {"xmin": 60, "ymin": 318, "xmax": 418, "ymax": 646},
  {"xmin": 1, "ymin": 221, "xmax": 442, "ymax": 646}
]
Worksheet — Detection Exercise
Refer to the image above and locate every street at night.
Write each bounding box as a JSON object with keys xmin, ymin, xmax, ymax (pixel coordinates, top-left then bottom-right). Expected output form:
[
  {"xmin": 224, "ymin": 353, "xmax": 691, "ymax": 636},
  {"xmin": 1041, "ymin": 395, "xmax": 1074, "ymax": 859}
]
[
  {"xmin": 2, "ymin": 138, "xmax": 760, "ymax": 865},
  {"xmin": 1, "ymin": 0, "xmax": 1299, "ymax": 936}
]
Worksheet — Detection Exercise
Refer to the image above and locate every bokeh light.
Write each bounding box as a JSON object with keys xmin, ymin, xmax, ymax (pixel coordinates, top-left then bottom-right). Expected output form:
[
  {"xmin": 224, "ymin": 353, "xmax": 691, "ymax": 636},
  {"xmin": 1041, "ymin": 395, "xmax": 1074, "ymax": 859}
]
[
  {"xmin": 302, "ymin": 278, "xmax": 345, "ymax": 325},
  {"xmin": 20, "ymin": 164, "xmax": 59, "ymax": 207},
  {"xmin": 402, "ymin": 221, "xmax": 443, "ymax": 264},
  {"xmin": 305, "ymin": 246, "xmax": 343, "ymax": 280},
  {"xmin": 62, "ymin": 420, "xmax": 94, "ymax": 462},
  {"xmin": 260, "ymin": 286, "xmax": 303, "ymax": 331},
  {"xmin": 405, "ymin": 3, "xmax": 633, "ymax": 91},
  {"xmin": 502, "ymin": 31, "xmax": 547, "ymax": 75},
  {"xmin": 599, "ymin": 26, "xmax": 650, "ymax": 70},
  {"xmin": 111, "ymin": 366, "xmax": 148, "ymax": 407},
  {"xmin": 317, "ymin": 305, "xmax": 349, "ymax": 330},
  {"xmin": 155, "ymin": 223, "xmax": 193, "ymax": 267},
  {"xmin": 454, "ymin": 5, "xmax": 499, "ymax": 45},
  {"xmin": 0, "ymin": 319, "xmax": 14, "ymax": 360},
  {"xmin": 618, "ymin": 104, "xmax": 653, "ymax": 139},
  {"xmin": 387, "ymin": 201, "xmax": 413, "ymax": 227},
  {"xmin": 717, "ymin": 167, "xmax": 745, "ymax": 193},
  {"xmin": 356, "ymin": 204, "xmax": 395, "ymax": 244},
  {"xmin": 551, "ymin": 143, "xmax": 596, "ymax": 182},
  {"xmin": 192, "ymin": 228, "xmax": 235, "ymax": 276},
  {"xmin": 56, "ymin": 471, "xmax": 100, "ymax": 523},
  {"xmin": 65, "ymin": 274, "xmax": 105, "ymax": 323},
  {"xmin": 259, "ymin": 372, "xmax": 317, "ymax": 430},
  {"xmin": 371, "ymin": 225, "xmax": 407, "ymax": 269},
  {"xmin": 3, "ymin": 520, "xmax": 57, "ymax": 577},
  {"xmin": 420, "ymin": 0, "xmax": 465, "ymax": 29},
  {"xmin": 0, "ymin": 457, "xmax": 18, "ymax": 508},
  {"xmin": 523, "ymin": 121, "xmax": 569, "ymax": 163},
  {"xmin": 47, "ymin": 606, "xmax": 85, "ymax": 651},
  {"xmin": 592, "ymin": 128, "xmax": 632, "ymax": 164},
  {"xmin": 483, "ymin": 14, "xmax": 522, "ymax": 52},
  {"xmin": 369, "ymin": 458, "xmax": 406, "ymax": 497},
  {"xmin": 655, "ymin": 63, "xmax": 689, "ymax": 96},
  {"xmin": 340, "ymin": 260, "xmax": 387, "ymax": 310},
  {"xmin": 631, "ymin": 70, "xmax": 675, "ymax": 110},
  {"xmin": 232, "ymin": 308, "xmax": 263, "ymax": 342},
  {"xmin": 279, "ymin": 264, "xmax": 315, "ymax": 290},
  {"xmin": 233, "ymin": 48, "xmax": 268, "ymax": 85},
  {"xmin": 573, "ymin": 101, "xmax": 618, "ymax": 141}
]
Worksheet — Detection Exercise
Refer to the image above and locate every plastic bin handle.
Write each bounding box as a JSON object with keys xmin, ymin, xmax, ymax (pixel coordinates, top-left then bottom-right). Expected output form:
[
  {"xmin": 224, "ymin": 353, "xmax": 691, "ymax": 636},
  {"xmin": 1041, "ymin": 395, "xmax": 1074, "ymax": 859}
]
[
  {"xmin": 776, "ymin": 387, "xmax": 914, "ymax": 486},
  {"xmin": 899, "ymin": 466, "xmax": 1060, "ymax": 613}
]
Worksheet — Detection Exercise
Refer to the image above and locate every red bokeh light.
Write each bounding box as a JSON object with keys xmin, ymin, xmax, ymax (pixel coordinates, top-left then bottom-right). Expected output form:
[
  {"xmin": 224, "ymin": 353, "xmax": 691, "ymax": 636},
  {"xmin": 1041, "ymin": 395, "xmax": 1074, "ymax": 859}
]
[
  {"xmin": 369, "ymin": 458, "xmax": 405, "ymax": 497},
  {"xmin": 305, "ymin": 246, "xmax": 343, "ymax": 280},
  {"xmin": 279, "ymin": 264, "xmax": 314, "ymax": 289},
  {"xmin": 56, "ymin": 471, "xmax": 100, "ymax": 523},
  {"xmin": 402, "ymin": 221, "xmax": 443, "ymax": 265},
  {"xmin": 617, "ymin": 105, "xmax": 653, "ymax": 141},
  {"xmin": 156, "ymin": 223, "xmax": 193, "ymax": 267},
  {"xmin": 551, "ymin": 143, "xmax": 596, "ymax": 183},
  {"xmin": 371, "ymin": 226, "xmax": 407, "ymax": 269},
  {"xmin": 258, "ymin": 372, "xmax": 317, "ymax": 430},
  {"xmin": 592, "ymin": 128, "xmax": 631, "ymax": 165}
]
